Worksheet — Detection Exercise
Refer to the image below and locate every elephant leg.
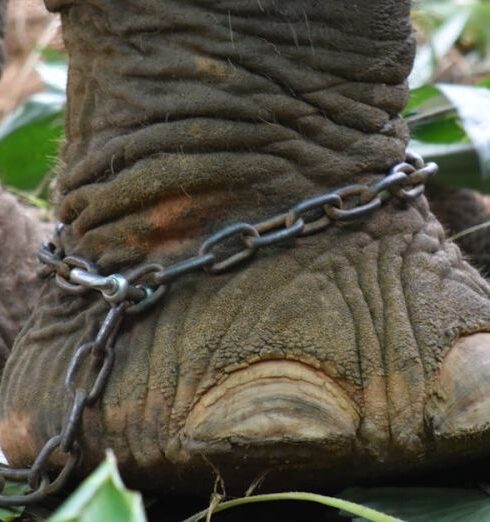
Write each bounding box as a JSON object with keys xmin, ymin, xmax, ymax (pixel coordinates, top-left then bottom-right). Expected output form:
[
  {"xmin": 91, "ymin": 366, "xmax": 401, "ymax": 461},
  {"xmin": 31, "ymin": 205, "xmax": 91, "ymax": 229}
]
[{"xmin": 2, "ymin": 0, "xmax": 490, "ymax": 493}]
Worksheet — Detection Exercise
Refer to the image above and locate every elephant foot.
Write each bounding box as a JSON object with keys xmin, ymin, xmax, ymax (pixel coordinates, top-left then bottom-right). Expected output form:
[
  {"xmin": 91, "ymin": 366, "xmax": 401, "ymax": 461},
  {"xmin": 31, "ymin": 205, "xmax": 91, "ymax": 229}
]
[
  {"xmin": 4, "ymin": 0, "xmax": 490, "ymax": 497},
  {"xmin": 180, "ymin": 360, "xmax": 359, "ymax": 460},
  {"xmin": 3, "ymin": 197, "xmax": 490, "ymax": 492},
  {"xmin": 427, "ymin": 333, "xmax": 490, "ymax": 440}
]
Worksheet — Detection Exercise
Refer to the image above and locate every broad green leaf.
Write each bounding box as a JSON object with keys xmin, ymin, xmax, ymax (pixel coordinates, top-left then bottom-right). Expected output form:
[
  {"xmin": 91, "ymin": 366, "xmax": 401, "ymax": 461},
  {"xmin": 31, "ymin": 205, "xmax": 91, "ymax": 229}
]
[
  {"xmin": 405, "ymin": 82, "xmax": 490, "ymax": 192},
  {"xmin": 0, "ymin": 94, "xmax": 64, "ymax": 193},
  {"xmin": 0, "ymin": 112, "xmax": 62, "ymax": 193},
  {"xmin": 341, "ymin": 487, "xmax": 490, "ymax": 522},
  {"xmin": 437, "ymin": 83, "xmax": 490, "ymax": 177},
  {"xmin": 0, "ymin": 482, "xmax": 28, "ymax": 521},
  {"xmin": 48, "ymin": 451, "xmax": 146, "ymax": 522},
  {"xmin": 404, "ymin": 85, "xmax": 445, "ymax": 117},
  {"xmin": 409, "ymin": 8, "xmax": 472, "ymax": 88},
  {"xmin": 411, "ymin": 112, "xmax": 467, "ymax": 145},
  {"xmin": 0, "ymin": 92, "xmax": 64, "ymax": 140},
  {"xmin": 0, "ymin": 58, "xmax": 67, "ymax": 195},
  {"xmin": 405, "ymin": 85, "xmax": 456, "ymax": 133}
]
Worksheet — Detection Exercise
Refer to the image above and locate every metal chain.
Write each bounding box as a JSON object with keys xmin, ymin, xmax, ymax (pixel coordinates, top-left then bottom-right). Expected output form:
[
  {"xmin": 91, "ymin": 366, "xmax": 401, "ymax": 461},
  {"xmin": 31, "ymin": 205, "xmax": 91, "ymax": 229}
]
[{"xmin": 0, "ymin": 150, "xmax": 437, "ymax": 506}]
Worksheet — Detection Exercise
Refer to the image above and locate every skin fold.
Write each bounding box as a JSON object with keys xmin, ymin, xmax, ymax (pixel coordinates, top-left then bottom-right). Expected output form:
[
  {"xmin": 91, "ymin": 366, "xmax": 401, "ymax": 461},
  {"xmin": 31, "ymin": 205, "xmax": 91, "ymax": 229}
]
[{"xmin": 1, "ymin": 0, "xmax": 490, "ymax": 494}]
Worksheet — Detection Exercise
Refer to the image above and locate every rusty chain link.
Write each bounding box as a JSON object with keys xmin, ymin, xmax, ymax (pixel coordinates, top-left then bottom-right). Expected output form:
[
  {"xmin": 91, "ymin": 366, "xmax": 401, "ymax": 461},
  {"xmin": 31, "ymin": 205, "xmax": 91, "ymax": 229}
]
[{"xmin": 0, "ymin": 150, "xmax": 437, "ymax": 506}]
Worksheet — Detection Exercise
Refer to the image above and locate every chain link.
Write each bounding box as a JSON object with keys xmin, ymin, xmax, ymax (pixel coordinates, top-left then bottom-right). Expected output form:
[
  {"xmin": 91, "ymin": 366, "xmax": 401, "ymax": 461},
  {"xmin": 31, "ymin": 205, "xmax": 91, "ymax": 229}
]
[{"xmin": 0, "ymin": 151, "xmax": 437, "ymax": 506}]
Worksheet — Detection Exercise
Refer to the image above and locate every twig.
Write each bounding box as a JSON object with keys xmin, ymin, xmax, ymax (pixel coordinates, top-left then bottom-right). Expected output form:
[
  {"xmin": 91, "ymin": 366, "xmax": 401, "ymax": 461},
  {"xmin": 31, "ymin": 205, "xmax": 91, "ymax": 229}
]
[
  {"xmin": 182, "ymin": 492, "xmax": 403, "ymax": 522},
  {"xmin": 449, "ymin": 220, "xmax": 490, "ymax": 242},
  {"xmin": 405, "ymin": 105, "xmax": 456, "ymax": 125}
]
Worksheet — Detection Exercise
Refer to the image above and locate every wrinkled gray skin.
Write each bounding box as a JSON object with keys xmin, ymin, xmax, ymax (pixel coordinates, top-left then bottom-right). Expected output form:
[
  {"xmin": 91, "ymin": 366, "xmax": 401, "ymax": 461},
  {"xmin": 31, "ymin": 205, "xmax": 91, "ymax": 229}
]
[
  {"xmin": 0, "ymin": 189, "xmax": 53, "ymax": 368},
  {"xmin": 2, "ymin": 0, "xmax": 490, "ymax": 495}
]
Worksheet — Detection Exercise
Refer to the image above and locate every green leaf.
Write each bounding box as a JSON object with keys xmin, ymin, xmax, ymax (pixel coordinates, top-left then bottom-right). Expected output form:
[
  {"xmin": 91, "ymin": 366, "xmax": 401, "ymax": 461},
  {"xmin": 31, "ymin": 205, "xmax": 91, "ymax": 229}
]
[
  {"xmin": 0, "ymin": 482, "xmax": 28, "ymax": 521},
  {"xmin": 411, "ymin": 112, "xmax": 467, "ymax": 145},
  {"xmin": 403, "ymin": 85, "xmax": 445, "ymax": 118},
  {"xmin": 0, "ymin": 94, "xmax": 64, "ymax": 193},
  {"xmin": 405, "ymin": 82, "xmax": 490, "ymax": 192},
  {"xmin": 341, "ymin": 487, "xmax": 490, "ymax": 522},
  {"xmin": 48, "ymin": 451, "xmax": 146, "ymax": 522},
  {"xmin": 0, "ymin": 92, "xmax": 65, "ymax": 140},
  {"xmin": 478, "ymin": 76, "xmax": 490, "ymax": 89},
  {"xmin": 465, "ymin": 3, "xmax": 490, "ymax": 55},
  {"xmin": 409, "ymin": 8, "xmax": 472, "ymax": 88},
  {"xmin": 437, "ymin": 83, "xmax": 490, "ymax": 177},
  {"xmin": 41, "ymin": 48, "xmax": 67, "ymax": 64}
]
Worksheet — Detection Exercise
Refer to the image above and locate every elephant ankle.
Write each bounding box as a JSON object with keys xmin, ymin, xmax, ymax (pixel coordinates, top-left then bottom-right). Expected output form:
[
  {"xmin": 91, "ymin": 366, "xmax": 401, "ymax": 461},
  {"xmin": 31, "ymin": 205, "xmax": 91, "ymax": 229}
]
[{"xmin": 57, "ymin": 172, "xmax": 429, "ymax": 271}]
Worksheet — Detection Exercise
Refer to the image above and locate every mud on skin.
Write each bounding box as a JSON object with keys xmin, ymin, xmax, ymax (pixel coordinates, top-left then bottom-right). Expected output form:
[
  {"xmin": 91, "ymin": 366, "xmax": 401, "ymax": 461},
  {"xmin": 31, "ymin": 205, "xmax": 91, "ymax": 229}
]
[{"xmin": 2, "ymin": 0, "xmax": 490, "ymax": 494}]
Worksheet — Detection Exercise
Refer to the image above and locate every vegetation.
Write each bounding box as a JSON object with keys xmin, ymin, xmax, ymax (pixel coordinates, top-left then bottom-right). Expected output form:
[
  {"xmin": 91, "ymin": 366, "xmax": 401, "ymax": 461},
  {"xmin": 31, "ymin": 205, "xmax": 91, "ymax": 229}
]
[{"xmin": 1, "ymin": 0, "xmax": 490, "ymax": 520}]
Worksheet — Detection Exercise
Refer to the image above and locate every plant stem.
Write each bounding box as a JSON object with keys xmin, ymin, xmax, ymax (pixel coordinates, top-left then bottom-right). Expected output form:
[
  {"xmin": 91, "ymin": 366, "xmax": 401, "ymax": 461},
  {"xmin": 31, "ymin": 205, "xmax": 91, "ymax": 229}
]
[
  {"xmin": 449, "ymin": 220, "xmax": 490, "ymax": 241},
  {"xmin": 182, "ymin": 492, "xmax": 404, "ymax": 522}
]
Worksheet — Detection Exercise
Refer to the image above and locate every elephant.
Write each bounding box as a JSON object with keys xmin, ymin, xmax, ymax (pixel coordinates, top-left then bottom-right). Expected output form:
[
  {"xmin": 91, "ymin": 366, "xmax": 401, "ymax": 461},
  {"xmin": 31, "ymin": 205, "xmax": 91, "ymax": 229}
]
[
  {"xmin": 2, "ymin": 0, "xmax": 490, "ymax": 496},
  {"xmin": 0, "ymin": 190, "xmax": 53, "ymax": 369}
]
